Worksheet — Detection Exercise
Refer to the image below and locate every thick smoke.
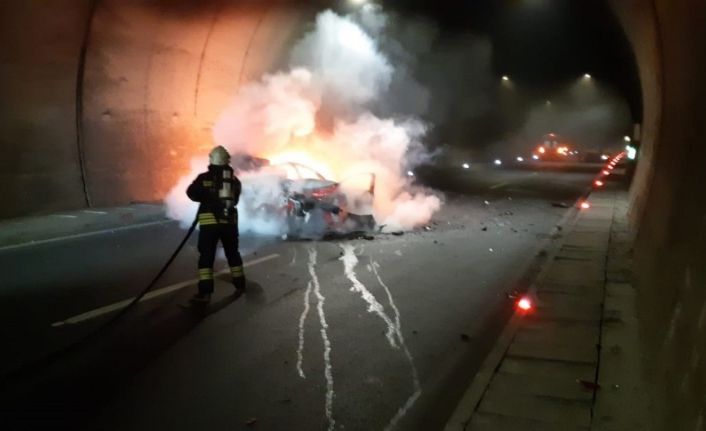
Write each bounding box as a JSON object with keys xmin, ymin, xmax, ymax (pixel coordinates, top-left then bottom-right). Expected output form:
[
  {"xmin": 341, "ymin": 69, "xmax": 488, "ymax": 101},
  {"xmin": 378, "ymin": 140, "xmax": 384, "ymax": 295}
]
[
  {"xmin": 493, "ymin": 81, "xmax": 632, "ymax": 158},
  {"xmin": 165, "ymin": 9, "xmax": 441, "ymax": 235}
]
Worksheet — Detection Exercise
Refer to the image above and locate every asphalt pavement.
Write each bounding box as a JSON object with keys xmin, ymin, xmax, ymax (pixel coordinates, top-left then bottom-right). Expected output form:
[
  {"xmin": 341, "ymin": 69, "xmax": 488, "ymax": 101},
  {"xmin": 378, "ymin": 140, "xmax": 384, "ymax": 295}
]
[{"xmin": 0, "ymin": 163, "xmax": 599, "ymax": 430}]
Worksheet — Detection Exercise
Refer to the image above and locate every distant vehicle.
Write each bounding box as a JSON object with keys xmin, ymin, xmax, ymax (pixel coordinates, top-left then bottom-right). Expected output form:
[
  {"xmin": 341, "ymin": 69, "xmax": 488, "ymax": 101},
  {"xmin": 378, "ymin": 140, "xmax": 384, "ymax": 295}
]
[
  {"xmin": 233, "ymin": 155, "xmax": 375, "ymax": 238},
  {"xmin": 532, "ymin": 133, "xmax": 579, "ymax": 162}
]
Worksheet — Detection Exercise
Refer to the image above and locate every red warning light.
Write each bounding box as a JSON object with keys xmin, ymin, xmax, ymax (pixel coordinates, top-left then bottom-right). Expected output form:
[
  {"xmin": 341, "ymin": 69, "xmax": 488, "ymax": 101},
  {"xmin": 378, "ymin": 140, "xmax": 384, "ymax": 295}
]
[
  {"xmin": 580, "ymin": 201, "xmax": 591, "ymax": 210},
  {"xmin": 517, "ymin": 297, "xmax": 533, "ymax": 312},
  {"xmin": 602, "ymin": 170, "xmax": 610, "ymax": 176},
  {"xmin": 594, "ymin": 180, "xmax": 604, "ymax": 187}
]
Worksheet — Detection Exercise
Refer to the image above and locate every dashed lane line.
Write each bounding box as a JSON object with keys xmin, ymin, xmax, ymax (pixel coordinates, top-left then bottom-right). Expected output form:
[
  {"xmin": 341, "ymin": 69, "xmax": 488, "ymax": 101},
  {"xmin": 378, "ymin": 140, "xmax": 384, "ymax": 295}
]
[{"xmin": 50, "ymin": 253, "xmax": 279, "ymax": 327}]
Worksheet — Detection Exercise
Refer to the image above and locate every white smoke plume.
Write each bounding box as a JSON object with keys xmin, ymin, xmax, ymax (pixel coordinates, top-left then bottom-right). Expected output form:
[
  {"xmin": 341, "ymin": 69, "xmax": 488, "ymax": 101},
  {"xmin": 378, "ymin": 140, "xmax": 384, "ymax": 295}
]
[{"xmin": 166, "ymin": 9, "xmax": 441, "ymax": 235}]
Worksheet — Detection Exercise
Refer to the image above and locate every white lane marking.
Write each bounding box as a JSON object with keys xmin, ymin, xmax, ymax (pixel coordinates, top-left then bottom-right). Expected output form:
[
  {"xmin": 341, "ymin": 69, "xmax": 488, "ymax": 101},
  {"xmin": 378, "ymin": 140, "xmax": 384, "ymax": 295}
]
[
  {"xmin": 307, "ymin": 247, "xmax": 336, "ymax": 431},
  {"xmin": 0, "ymin": 220, "xmax": 175, "ymax": 252},
  {"xmin": 339, "ymin": 244, "xmax": 398, "ymax": 349},
  {"xmin": 50, "ymin": 254, "xmax": 279, "ymax": 327},
  {"xmin": 296, "ymin": 280, "xmax": 313, "ymax": 379},
  {"xmin": 83, "ymin": 210, "xmax": 108, "ymax": 215},
  {"xmin": 489, "ymin": 181, "xmax": 510, "ymax": 190},
  {"xmin": 53, "ymin": 214, "xmax": 78, "ymax": 219},
  {"xmin": 371, "ymin": 259, "xmax": 422, "ymax": 430}
]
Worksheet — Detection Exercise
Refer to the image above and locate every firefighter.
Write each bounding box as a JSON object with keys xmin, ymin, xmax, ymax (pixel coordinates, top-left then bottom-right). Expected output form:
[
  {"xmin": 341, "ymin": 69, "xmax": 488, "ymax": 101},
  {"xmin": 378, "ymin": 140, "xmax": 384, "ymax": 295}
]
[{"xmin": 186, "ymin": 145, "xmax": 245, "ymax": 304}]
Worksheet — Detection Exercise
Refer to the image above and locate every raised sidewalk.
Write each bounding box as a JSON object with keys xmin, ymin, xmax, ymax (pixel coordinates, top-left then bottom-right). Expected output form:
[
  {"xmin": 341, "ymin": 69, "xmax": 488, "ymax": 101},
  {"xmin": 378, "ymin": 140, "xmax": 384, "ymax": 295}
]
[{"xmin": 446, "ymin": 185, "xmax": 649, "ymax": 431}]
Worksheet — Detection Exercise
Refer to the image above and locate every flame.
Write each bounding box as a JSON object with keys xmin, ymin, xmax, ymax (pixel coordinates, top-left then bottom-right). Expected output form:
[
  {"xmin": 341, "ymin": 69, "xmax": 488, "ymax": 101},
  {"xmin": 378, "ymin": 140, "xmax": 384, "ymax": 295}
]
[{"xmin": 264, "ymin": 150, "xmax": 337, "ymax": 181}]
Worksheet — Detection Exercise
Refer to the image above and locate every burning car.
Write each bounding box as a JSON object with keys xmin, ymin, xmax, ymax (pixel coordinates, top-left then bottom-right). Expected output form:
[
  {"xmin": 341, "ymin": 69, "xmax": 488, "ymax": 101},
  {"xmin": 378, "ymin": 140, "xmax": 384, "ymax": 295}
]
[{"xmin": 233, "ymin": 154, "xmax": 376, "ymax": 238}]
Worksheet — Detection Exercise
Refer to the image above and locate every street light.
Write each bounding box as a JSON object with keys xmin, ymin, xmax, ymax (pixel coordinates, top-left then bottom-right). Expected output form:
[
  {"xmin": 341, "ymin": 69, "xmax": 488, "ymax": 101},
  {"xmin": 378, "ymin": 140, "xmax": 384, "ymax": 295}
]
[
  {"xmin": 623, "ymin": 135, "xmax": 632, "ymax": 143},
  {"xmin": 583, "ymin": 73, "xmax": 592, "ymax": 79},
  {"xmin": 502, "ymin": 75, "xmax": 510, "ymax": 82},
  {"xmin": 462, "ymin": 163, "xmax": 470, "ymax": 169}
]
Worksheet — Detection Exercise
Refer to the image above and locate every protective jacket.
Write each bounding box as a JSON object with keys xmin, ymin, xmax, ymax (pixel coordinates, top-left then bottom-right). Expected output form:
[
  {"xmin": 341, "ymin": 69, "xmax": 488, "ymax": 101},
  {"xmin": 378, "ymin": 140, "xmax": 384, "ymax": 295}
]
[{"xmin": 186, "ymin": 164, "xmax": 242, "ymax": 226}]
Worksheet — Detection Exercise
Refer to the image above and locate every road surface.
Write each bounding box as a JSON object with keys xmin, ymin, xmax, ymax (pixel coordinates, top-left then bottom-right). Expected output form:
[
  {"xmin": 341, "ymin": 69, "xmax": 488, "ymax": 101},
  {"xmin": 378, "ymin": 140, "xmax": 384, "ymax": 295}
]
[{"xmin": 0, "ymin": 163, "xmax": 599, "ymax": 430}]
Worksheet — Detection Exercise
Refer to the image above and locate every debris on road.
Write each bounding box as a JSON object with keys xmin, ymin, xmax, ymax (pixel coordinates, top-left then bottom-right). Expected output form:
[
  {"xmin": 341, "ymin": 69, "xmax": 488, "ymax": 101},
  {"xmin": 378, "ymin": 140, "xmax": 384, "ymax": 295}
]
[
  {"xmin": 391, "ymin": 231, "xmax": 404, "ymax": 236},
  {"xmin": 481, "ymin": 226, "xmax": 488, "ymax": 231},
  {"xmin": 577, "ymin": 379, "xmax": 601, "ymax": 391},
  {"xmin": 551, "ymin": 202, "xmax": 570, "ymax": 208}
]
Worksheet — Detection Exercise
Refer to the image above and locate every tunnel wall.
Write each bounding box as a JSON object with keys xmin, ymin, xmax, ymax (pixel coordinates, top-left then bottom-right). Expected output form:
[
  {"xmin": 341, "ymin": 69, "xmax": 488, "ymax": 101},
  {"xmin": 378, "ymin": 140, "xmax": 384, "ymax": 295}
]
[
  {"xmin": 0, "ymin": 0, "xmax": 313, "ymax": 218},
  {"xmin": 610, "ymin": 1, "xmax": 706, "ymax": 428}
]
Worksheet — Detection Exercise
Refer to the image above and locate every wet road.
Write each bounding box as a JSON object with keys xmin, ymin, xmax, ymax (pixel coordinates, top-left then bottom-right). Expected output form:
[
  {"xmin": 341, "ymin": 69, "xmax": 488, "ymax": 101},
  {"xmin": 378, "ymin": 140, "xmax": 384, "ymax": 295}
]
[{"xmin": 0, "ymin": 164, "xmax": 599, "ymax": 430}]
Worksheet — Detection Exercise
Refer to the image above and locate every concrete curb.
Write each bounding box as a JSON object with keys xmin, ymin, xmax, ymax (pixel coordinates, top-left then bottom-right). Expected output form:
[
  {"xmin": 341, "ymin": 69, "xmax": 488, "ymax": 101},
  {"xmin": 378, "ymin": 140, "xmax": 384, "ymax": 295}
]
[{"xmin": 444, "ymin": 199, "xmax": 582, "ymax": 431}]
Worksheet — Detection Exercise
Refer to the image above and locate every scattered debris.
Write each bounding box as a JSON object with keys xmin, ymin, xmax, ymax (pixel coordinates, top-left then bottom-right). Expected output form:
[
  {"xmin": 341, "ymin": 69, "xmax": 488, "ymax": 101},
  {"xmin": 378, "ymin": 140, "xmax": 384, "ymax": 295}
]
[
  {"xmin": 506, "ymin": 289, "xmax": 522, "ymax": 299},
  {"xmin": 481, "ymin": 227, "xmax": 488, "ymax": 232},
  {"xmin": 460, "ymin": 334, "xmax": 471, "ymax": 342},
  {"xmin": 577, "ymin": 379, "xmax": 601, "ymax": 391},
  {"xmin": 551, "ymin": 202, "xmax": 570, "ymax": 208},
  {"xmin": 511, "ymin": 228, "xmax": 518, "ymax": 233},
  {"xmin": 391, "ymin": 231, "xmax": 404, "ymax": 236},
  {"xmin": 245, "ymin": 418, "xmax": 258, "ymax": 427}
]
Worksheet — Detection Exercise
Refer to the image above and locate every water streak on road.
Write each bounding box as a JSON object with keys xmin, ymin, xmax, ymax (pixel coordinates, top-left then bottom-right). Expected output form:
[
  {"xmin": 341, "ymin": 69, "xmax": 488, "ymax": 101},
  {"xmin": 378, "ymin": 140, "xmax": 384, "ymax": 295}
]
[
  {"xmin": 307, "ymin": 247, "xmax": 336, "ymax": 431},
  {"xmin": 340, "ymin": 244, "xmax": 398, "ymax": 348}
]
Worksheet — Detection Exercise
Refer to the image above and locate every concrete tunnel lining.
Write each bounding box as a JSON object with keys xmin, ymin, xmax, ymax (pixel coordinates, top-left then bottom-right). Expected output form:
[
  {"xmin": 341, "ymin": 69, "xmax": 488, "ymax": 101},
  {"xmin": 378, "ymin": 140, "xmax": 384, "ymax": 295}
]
[
  {"xmin": 1, "ymin": 0, "xmax": 706, "ymax": 428},
  {"xmin": 0, "ymin": 0, "xmax": 315, "ymax": 218}
]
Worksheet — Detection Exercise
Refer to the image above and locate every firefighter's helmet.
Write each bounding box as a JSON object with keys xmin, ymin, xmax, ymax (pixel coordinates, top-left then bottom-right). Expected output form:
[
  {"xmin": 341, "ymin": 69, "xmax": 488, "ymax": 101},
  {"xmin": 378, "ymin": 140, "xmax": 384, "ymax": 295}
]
[{"xmin": 209, "ymin": 145, "xmax": 230, "ymax": 166}]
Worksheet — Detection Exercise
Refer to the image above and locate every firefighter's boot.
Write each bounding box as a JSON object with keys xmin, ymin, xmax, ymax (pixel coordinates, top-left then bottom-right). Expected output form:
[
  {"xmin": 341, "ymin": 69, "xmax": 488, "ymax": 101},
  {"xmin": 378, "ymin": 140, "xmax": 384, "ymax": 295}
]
[{"xmin": 231, "ymin": 265, "xmax": 246, "ymax": 293}]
